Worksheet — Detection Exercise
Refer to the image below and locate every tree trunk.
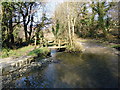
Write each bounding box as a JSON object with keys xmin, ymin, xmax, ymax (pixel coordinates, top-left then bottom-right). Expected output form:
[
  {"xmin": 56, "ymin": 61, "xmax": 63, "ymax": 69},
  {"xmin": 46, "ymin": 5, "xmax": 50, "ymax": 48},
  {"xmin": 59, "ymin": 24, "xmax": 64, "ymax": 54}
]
[
  {"xmin": 23, "ymin": 18, "xmax": 28, "ymax": 42},
  {"xmin": 68, "ymin": 16, "xmax": 72, "ymax": 46},
  {"xmin": 71, "ymin": 18, "xmax": 76, "ymax": 37},
  {"xmin": 29, "ymin": 15, "xmax": 33, "ymax": 42},
  {"xmin": 9, "ymin": 18, "xmax": 14, "ymax": 44},
  {"xmin": 34, "ymin": 35, "xmax": 37, "ymax": 49},
  {"xmin": 24, "ymin": 24, "xmax": 28, "ymax": 42}
]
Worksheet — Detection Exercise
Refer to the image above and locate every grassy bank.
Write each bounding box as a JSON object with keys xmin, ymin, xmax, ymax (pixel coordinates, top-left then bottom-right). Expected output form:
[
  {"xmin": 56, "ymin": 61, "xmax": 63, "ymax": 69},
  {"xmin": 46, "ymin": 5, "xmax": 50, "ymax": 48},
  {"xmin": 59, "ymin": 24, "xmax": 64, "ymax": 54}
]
[
  {"xmin": 0, "ymin": 45, "xmax": 35, "ymax": 58},
  {"xmin": 0, "ymin": 45, "xmax": 50, "ymax": 59},
  {"xmin": 109, "ymin": 44, "xmax": 120, "ymax": 51},
  {"xmin": 28, "ymin": 47, "xmax": 50, "ymax": 58}
]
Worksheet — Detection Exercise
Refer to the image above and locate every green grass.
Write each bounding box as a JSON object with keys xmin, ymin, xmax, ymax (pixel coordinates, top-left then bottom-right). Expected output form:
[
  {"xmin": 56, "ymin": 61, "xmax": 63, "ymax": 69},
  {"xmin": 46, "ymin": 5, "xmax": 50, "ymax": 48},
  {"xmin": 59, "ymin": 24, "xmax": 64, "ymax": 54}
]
[
  {"xmin": 0, "ymin": 45, "xmax": 35, "ymax": 58},
  {"xmin": 0, "ymin": 46, "xmax": 50, "ymax": 59},
  {"xmin": 27, "ymin": 47, "xmax": 50, "ymax": 57},
  {"xmin": 110, "ymin": 44, "xmax": 120, "ymax": 48},
  {"xmin": 110, "ymin": 44, "xmax": 120, "ymax": 50}
]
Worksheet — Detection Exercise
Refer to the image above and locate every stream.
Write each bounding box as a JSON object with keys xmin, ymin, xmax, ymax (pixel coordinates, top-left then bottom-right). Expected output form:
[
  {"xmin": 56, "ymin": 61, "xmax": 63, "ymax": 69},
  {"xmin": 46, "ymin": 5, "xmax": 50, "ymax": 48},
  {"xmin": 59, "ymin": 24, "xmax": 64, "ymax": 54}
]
[{"xmin": 2, "ymin": 41, "xmax": 119, "ymax": 88}]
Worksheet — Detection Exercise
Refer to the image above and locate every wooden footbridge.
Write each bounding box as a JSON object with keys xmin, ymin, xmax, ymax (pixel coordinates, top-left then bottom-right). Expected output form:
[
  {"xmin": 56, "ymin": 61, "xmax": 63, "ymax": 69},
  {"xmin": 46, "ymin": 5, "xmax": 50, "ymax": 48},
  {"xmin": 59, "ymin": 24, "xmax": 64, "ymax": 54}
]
[
  {"xmin": 47, "ymin": 40, "xmax": 68, "ymax": 50},
  {"xmin": 48, "ymin": 46, "xmax": 67, "ymax": 49}
]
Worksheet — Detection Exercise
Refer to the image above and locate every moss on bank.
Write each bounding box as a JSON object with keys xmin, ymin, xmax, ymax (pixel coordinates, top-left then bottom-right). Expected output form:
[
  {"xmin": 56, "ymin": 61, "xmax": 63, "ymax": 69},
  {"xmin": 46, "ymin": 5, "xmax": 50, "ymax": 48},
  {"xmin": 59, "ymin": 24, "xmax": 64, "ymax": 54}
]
[{"xmin": 27, "ymin": 47, "xmax": 50, "ymax": 58}]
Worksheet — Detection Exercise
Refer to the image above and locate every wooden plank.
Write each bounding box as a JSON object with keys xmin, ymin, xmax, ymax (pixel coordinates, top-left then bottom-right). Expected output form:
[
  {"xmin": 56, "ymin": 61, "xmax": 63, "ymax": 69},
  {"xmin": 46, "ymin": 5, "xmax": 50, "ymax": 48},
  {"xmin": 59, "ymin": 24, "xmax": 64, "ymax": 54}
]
[{"xmin": 48, "ymin": 46, "xmax": 66, "ymax": 49}]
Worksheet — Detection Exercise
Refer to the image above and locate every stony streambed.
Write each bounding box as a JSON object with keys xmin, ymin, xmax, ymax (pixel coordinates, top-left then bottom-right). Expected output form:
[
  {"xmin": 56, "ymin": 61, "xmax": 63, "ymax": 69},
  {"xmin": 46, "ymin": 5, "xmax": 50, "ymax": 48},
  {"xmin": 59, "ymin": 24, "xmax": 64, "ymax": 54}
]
[{"xmin": 1, "ymin": 56, "xmax": 58, "ymax": 88}]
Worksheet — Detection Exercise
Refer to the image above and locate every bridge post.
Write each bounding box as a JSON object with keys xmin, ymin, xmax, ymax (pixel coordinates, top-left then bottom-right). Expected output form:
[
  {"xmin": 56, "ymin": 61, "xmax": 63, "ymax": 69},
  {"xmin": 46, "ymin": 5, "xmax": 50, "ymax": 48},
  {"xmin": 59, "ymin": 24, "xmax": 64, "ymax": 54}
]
[{"xmin": 58, "ymin": 39, "xmax": 61, "ymax": 48}]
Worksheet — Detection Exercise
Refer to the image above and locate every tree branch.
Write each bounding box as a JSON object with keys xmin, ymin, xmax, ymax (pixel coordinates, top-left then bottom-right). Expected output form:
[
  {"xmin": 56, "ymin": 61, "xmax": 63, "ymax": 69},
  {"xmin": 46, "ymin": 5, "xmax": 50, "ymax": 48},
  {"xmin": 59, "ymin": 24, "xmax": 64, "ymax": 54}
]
[
  {"xmin": 26, "ymin": 15, "xmax": 31, "ymax": 25},
  {"xmin": 13, "ymin": 21, "xmax": 23, "ymax": 28}
]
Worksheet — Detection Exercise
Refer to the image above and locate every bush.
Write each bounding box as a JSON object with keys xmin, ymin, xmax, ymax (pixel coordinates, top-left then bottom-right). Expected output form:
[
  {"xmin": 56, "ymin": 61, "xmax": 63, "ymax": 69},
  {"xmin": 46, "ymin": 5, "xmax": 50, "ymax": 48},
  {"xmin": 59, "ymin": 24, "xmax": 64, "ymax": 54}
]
[{"xmin": 0, "ymin": 48, "xmax": 10, "ymax": 58}]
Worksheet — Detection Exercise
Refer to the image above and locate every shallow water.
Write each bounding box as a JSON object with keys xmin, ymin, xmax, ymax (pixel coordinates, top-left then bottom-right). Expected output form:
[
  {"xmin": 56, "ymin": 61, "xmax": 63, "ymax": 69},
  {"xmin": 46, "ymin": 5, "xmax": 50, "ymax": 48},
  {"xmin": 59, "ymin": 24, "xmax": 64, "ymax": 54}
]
[
  {"xmin": 2, "ymin": 39, "xmax": 119, "ymax": 88},
  {"xmin": 2, "ymin": 47, "xmax": 118, "ymax": 88}
]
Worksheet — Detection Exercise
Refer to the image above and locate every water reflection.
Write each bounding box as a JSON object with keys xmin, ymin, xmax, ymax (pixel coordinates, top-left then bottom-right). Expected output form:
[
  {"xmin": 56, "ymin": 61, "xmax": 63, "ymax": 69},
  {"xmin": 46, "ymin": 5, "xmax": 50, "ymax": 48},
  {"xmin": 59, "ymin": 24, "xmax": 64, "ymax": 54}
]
[
  {"xmin": 2, "ymin": 51, "xmax": 118, "ymax": 88},
  {"xmin": 55, "ymin": 52, "xmax": 118, "ymax": 88}
]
